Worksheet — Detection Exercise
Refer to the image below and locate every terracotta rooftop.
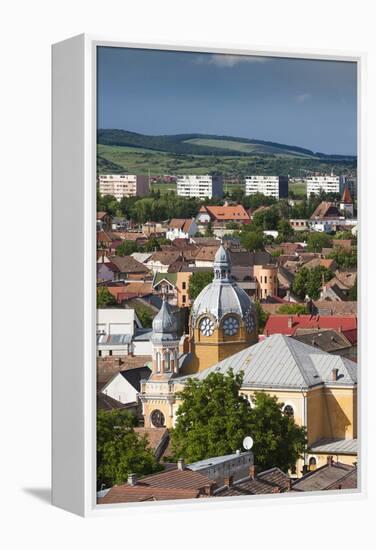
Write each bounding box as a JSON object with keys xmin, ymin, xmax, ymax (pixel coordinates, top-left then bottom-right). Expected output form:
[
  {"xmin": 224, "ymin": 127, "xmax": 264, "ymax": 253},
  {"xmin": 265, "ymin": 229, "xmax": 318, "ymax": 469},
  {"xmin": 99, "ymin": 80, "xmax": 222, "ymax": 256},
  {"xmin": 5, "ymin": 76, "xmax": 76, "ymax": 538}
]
[
  {"xmin": 109, "ymin": 255, "xmax": 151, "ymax": 274},
  {"xmin": 216, "ymin": 467, "xmax": 290, "ymax": 497},
  {"xmin": 310, "ymin": 202, "xmax": 341, "ymax": 219},
  {"xmin": 341, "ymin": 185, "xmax": 353, "ymax": 204},
  {"xmin": 292, "ymin": 461, "xmax": 357, "ymax": 492},
  {"xmin": 264, "ymin": 314, "xmax": 357, "ymax": 344},
  {"xmin": 200, "ymin": 204, "xmax": 250, "ymax": 222},
  {"xmin": 168, "ymin": 218, "xmax": 195, "ymax": 232}
]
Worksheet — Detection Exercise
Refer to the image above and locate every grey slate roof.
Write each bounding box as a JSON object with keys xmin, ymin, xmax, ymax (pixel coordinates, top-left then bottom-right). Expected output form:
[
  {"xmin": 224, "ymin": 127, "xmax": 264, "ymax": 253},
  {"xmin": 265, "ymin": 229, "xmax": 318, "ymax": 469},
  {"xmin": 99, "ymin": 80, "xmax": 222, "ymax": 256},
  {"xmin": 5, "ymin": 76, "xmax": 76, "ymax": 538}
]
[
  {"xmin": 97, "ymin": 334, "xmax": 132, "ymax": 345},
  {"xmin": 309, "ymin": 438, "xmax": 357, "ymax": 454},
  {"xmin": 179, "ymin": 334, "xmax": 357, "ymax": 390},
  {"xmin": 187, "ymin": 452, "xmax": 250, "ymax": 471},
  {"xmin": 292, "ymin": 462, "xmax": 356, "ymax": 492}
]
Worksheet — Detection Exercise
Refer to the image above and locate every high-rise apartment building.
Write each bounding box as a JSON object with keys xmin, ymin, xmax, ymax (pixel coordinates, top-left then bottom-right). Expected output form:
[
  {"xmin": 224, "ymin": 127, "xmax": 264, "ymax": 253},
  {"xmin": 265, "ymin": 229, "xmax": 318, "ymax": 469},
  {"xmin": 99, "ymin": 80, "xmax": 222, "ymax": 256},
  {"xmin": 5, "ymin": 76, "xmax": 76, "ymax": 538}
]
[
  {"xmin": 98, "ymin": 174, "xmax": 149, "ymax": 200},
  {"xmin": 245, "ymin": 175, "xmax": 288, "ymax": 199},
  {"xmin": 176, "ymin": 175, "xmax": 224, "ymax": 199},
  {"xmin": 306, "ymin": 175, "xmax": 340, "ymax": 197}
]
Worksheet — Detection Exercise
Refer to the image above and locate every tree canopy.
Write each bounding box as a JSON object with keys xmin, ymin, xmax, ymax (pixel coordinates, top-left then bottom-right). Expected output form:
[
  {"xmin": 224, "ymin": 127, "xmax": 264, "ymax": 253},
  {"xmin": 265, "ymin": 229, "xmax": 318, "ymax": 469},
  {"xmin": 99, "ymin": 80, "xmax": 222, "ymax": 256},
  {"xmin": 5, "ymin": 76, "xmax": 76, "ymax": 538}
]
[
  {"xmin": 292, "ymin": 265, "xmax": 334, "ymax": 300},
  {"xmin": 188, "ymin": 271, "xmax": 213, "ymax": 300},
  {"xmin": 306, "ymin": 232, "xmax": 332, "ymax": 253},
  {"xmin": 97, "ymin": 286, "xmax": 117, "ymax": 308},
  {"xmin": 171, "ymin": 370, "xmax": 306, "ymax": 472},
  {"xmin": 277, "ymin": 303, "xmax": 308, "ymax": 315},
  {"xmin": 97, "ymin": 409, "xmax": 162, "ymax": 490}
]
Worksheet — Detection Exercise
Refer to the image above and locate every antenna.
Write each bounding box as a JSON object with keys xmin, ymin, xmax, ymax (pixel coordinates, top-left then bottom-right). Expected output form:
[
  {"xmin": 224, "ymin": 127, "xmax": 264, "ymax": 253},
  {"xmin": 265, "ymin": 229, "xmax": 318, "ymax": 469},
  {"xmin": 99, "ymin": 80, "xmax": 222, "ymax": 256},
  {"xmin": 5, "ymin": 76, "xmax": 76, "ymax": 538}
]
[{"xmin": 243, "ymin": 436, "xmax": 254, "ymax": 451}]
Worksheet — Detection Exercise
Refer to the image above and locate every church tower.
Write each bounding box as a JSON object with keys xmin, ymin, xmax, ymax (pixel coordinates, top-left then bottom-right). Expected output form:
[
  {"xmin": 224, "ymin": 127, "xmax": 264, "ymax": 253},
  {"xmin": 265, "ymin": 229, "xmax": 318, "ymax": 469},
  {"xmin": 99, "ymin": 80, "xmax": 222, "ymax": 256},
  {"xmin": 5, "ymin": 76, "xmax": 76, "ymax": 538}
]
[
  {"xmin": 140, "ymin": 297, "xmax": 180, "ymax": 429},
  {"xmin": 184, "ymin": 243, "xmax": 258, "ymax": 374},
  {"xmin": 340, "ymin": 184, "xmax": 354, "ymax": 217}
]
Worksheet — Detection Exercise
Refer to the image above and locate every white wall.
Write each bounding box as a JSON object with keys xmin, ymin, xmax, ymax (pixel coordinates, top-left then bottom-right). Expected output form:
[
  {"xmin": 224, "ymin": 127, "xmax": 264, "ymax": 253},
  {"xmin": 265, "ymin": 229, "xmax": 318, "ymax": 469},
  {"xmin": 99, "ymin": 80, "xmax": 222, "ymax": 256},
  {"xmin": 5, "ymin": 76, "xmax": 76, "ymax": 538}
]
[
  {"xmin": 96, "ymin": 309, "xmax": 135, "ymax": 335},
  {"xmin": 102, "ymin": 373, "xmax": 139, "ymax": 404}
]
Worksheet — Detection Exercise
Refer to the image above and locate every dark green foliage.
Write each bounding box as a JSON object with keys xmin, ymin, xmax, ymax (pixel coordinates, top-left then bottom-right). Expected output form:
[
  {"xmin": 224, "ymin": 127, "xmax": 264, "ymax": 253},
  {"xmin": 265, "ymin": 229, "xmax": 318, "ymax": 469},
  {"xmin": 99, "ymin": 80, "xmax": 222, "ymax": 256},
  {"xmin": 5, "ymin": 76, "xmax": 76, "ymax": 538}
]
[
  {"xmin": 97, "ymin": 410, "xmax": 162, "ymax": 489},
  {"xmin": 188, "ymin": 271, "xmax": 213, "ymax": 300},
  {"xmin": 254, "ymin": 300, "xmax": 269, "ymax": 333},
  {"xmin": 328, "ymin": 247, "xmax": 357, "ymax": 268},
  {"xmin": 306, "ymin": 232, "xmax": 332, "ymax": 252},
  {"xmin": 170, "ymin": 371, "xmax": 306, "ymax": 472},
  {"xmin": 115, "ymin": 240, "xmax": 138, "ymax": 256},
  {"xmin": 239, "ymin": 230, "xmax": 265, "ymax": 251},
  {"xmin": 97, "ymin": 287, "xmax": 117, "ymax": 308},
  {"xmin": 277, "ymin": 303, "xmax": 308, "ymax": 315},
  {"xmin": 276, "ymin": 219, "xmax": 295, "ymax": 242},
  {"xmin": 349, "ymin": 277, "xmax": 357, "ymax": 300},
  {"xmin": 292, "ymin": 266, "xmax": 334, "ymax": 300}
]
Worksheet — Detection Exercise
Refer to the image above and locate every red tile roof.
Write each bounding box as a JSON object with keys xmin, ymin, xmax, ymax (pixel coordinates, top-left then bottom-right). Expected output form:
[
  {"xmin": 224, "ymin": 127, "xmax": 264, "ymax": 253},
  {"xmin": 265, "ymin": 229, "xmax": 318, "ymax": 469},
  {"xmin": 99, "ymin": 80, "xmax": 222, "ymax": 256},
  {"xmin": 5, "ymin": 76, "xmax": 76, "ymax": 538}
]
[
  {"xmin": 200, "ymin": 205, "xmax": 250, "ymax": 222},
  {"xmin": 264, "ymin": 314, "xmax": 357, "ymax": 344},
  {"xmin": 168, "ymin": 218, "xmax": 195, "ymax": 232},
  {"xmin": 341, "ymin": 185, "xmax": 353, "ymax": 204}
]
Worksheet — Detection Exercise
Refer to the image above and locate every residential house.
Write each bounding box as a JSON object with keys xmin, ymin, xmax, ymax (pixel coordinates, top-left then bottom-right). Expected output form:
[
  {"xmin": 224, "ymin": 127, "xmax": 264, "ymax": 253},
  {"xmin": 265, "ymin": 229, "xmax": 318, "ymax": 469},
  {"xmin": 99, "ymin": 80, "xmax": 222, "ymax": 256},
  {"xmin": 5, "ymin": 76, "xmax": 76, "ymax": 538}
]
[
  {"xmin": 263, "ymin": 314, "xmax": 357, "ymax": 345},
  {"xmin": 97, "ymin": 261, "xmax": 120, "ymax": 283},
  {"xmin": 98, "ymin": 464, "xmax": 216, "ymax": 504},
  {"xmin": 292, "ymin": 457, "xmax": 357, "ymax": 491},
  {"xmin": 108, "ymin": 255, "xmax": 151, "ymax": 281},
  {"xmin": 215, "ymin": 467, "xmax": 290, "ymax": 496},
  {"xmin": 101, "ymin": 366, "xmax": 152, "ymax": 405},
  {"xmin": 166, "ymin": 218, "xmax": 198, "ymax": 241},
  {"xmin": 97, "ymin": 211, "xmax": 112, "ymax": 232},
  {"xmin": 146, "ymin": 250, "xmax": 182, "ymax": 274},
  {"xmin": 197, "ymin": 204, "xmax": 250, "ymax": 226}
]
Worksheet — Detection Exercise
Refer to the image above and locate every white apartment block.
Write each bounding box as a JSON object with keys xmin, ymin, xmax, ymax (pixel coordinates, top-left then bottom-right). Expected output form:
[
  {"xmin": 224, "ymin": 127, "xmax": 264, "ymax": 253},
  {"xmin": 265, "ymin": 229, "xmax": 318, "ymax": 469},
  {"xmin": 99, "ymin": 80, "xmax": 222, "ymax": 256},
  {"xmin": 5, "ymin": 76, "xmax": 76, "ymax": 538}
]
[
  {"xmin": 176, "ymin": 175, "xmax": 224, "ymax": 199},
  {"xmin": 99, "ymin": 174, "xmax": 149, "ymax": 200},
  {"xmin": 245, "ymin": 175, "xmax": 288, "ymax": 199},
  {"xmin": 306, "ymin": 175, "xmax": 340, "ymax": 197}
]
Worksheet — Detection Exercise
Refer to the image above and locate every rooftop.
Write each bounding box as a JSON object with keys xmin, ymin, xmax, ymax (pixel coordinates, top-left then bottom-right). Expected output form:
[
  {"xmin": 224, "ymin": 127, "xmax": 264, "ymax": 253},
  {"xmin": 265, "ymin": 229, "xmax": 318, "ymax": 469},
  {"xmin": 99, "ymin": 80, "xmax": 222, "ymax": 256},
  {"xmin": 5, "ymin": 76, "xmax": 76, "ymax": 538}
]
[{"xmin": 180, "ymin": 333, "xmax": 357, "ymax": 390}]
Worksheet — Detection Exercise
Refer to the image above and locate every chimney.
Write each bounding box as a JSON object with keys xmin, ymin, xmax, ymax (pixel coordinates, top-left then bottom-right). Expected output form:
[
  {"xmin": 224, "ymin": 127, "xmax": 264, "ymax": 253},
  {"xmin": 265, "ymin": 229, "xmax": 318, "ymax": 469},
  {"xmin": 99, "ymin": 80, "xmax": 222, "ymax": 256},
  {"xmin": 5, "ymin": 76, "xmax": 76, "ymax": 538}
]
[
  {"xmin": 128, "ymin": 473, "xmax": 137, "ymax": 486},
  {"xmin": 302, "ymin": 464, "xmax": 308, "ymax": 475},
  {"xmin": 204, "ymin": 483, "xmax": 214, "ymax": 496},
  {"xmin": 331, "ymin": 368, "xmax": 339, "ymax": 381},
  {"xmin": 287, "ymin": 316, "xmax": 293, "ymax": 329},
  {"xmin": 248, "ymin": 464, "xmax": 256, "ymax": 480},
  {"xmin": 177, "ymin": 458, "xmax": 185, "ymax": 471},
  {"xmin": 236, "ymin": 449, "xmax": 241, "ymax": 456},
  {"xmin": 224, "ymin": 475, "xmax": 234, "ymax": 488},
  {"xmin": 327, "ymin": 455, "xmax": 334, "ymax": 467}
]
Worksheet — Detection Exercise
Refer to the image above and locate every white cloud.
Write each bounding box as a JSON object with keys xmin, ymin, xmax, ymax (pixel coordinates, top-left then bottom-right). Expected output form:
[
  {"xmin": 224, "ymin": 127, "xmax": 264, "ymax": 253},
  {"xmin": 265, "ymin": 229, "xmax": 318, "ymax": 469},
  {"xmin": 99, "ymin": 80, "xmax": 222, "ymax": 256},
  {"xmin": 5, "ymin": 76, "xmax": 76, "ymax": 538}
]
[
  {"xmin": 193, "ymin": 54, "xmax": 268, "ymax": 67},
  {"xmin": 295, "ymin": 93, "xmax": 312, "ymax": 103}
]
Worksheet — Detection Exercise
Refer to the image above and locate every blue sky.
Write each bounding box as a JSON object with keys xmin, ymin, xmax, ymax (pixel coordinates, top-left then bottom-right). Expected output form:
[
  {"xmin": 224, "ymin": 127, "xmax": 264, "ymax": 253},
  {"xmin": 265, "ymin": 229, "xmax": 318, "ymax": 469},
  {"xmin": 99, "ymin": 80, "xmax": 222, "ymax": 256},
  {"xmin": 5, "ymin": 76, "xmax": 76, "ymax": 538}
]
[{"xmin": 97, "ymin": 47, "xmax": 357, "ymax": 155}]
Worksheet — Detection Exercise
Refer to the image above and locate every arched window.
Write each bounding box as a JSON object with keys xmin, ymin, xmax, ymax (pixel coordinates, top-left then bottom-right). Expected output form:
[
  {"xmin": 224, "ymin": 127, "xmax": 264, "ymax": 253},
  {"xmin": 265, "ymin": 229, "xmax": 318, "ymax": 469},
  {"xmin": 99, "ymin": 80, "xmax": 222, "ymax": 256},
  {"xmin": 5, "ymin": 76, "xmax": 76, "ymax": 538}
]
[
  {"xmin": 165, "ymin": 351, "xmax": 171, "ymax": 372},
  {"xmin": 309, "ymin": 457, "xmax": 317, "ymax": 471},
  {"xmin": 283, "ymin": 404, "xmax": 294, "ymax": 419},
  {"xmin": 156, "ymin": 352, "xmax": 161, "ymax": 373}
]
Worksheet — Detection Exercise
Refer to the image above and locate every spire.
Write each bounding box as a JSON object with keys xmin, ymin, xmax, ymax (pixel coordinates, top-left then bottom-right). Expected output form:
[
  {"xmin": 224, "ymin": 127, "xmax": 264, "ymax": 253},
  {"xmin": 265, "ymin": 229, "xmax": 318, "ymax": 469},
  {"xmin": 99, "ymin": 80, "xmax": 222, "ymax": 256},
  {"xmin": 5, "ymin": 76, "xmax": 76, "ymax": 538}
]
[
  {"xmin": 341, "ymin": 184, "xmax": 353, "ymax": 204},
  {"xmin": 152, "ymin": 298, "xmax": 178, "ymax": 337},
  {"xmin": 213, "ymin": 242, "xmax": 231, "ymax": 282}
]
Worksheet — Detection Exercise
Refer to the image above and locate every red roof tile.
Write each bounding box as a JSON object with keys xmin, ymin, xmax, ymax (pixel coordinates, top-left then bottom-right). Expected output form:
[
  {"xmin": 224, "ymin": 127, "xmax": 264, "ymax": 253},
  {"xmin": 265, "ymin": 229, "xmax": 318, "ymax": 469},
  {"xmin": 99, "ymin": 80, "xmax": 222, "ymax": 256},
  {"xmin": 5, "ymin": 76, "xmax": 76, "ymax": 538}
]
[{"xmin": 264, "ymin": 314, "xmax": 357, "ymax": 344}]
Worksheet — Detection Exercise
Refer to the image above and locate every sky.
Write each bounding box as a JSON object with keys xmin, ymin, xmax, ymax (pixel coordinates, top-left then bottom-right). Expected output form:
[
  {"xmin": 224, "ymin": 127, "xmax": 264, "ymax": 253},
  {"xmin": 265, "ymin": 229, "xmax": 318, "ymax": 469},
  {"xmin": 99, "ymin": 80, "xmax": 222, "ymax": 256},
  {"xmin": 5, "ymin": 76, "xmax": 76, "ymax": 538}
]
[{"xmin": 97, "ymin": 47, "xmax": 357, "ymax": 155}]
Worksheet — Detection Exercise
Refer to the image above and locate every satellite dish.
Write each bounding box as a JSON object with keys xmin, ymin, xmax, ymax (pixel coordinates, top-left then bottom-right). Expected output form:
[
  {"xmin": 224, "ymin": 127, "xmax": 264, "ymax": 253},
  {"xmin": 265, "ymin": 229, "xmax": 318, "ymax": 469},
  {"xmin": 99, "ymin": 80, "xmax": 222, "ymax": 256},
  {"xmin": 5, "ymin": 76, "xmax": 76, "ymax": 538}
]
[{"xmin": 243, "ymin": 436, "xmax": 254, "ymax": 451}]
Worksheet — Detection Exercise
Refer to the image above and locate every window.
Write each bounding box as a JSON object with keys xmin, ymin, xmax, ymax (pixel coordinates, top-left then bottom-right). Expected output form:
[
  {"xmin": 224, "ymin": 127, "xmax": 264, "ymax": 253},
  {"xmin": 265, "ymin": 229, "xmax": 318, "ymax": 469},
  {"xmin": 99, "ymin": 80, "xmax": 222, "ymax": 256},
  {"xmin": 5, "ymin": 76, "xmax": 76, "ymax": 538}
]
[
  {"xmin": 283, "ymin": 404, "xmax": 294, "ymax": 419},
  {"xmin": 156, "ymin": 352, "xmax": 161, "ymax": 373},
  {"xmin": 182, "ymin": 295, "xmax": 186, "ymax": 304},
  {"xmin": 182, "ymin": 282, "xmax": 186, "ymax": 290},
  {"xmin": 309, "ymin": 457, "xmax": 317, "ymax": 471},
  {"xmin": 165, "ymin": 351, "xmax": 171, "ymax": 371}
]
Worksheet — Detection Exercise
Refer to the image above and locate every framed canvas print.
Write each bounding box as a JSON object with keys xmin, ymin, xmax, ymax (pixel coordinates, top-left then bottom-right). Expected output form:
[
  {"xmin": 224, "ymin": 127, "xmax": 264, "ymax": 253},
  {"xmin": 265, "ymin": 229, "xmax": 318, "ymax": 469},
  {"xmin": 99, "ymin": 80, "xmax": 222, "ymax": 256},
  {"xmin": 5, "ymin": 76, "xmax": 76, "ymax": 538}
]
[{"xmin": 52, "ymin": 35, "xmax": 365, "ymax": 517}]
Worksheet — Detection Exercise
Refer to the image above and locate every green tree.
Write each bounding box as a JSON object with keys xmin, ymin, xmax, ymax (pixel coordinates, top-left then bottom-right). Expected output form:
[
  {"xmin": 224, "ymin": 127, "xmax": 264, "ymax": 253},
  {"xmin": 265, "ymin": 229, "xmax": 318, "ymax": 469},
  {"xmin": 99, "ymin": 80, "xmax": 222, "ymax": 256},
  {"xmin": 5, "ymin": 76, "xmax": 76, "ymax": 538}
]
[
  {"xmin": 254, "ymin": 300, "xmax": 269, "ymax": 333},
  {"xmin": 97, "ymin": 287, "xmax": 117, "ymax": 308},
  {"xmin": 115, "ymin": 240, "xmax": 138, "ymax": 256},
  {"xmin": 171, "ymin": 371, "xmax": 306, "ymax": 472},
  {"xmin": 188, "ymin": 271, "xmax": 213, "ymax": 300},
  {"xmin": 277, "ymin": 303, "xmax": 308, "ymax": 315},
  {"xmin": 328, "ymin": 247, "xmax": 357, "ymax": 268},
  {"xmin": 306, "ymin": 232, "xmax": 332, "ymax": 252},
  {"xmin": 248, "ymin": 392, "xmax": 307, "ymax": 472},
  {"xmin": 277, "ymin": 219, "xmax": 294, "ymax": 242},
  {"xmin": 349, "ymin": 277, "xmax": 357, "ymax": 300},
  {"xmin": 97, "ymin": 409, "xmax": 162, "ymax": 489},
  {"xmin": 239, "ymin": 230, "xmax": 265, "ymax": 251},
  {"xmin": 292, "ymin": 266, "xmax": 333, "ymax": 300},
  {"xmin": 205, "ymin": 221, "xmax": 214, "ymax": 237}
]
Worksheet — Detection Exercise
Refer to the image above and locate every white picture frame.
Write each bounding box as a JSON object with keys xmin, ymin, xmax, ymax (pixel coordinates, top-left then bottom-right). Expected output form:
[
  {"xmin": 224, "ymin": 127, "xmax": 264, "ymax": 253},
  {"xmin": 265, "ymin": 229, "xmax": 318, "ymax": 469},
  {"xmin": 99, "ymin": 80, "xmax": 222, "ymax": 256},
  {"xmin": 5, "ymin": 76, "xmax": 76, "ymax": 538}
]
[{"xmin": 52, "ymin": 34, "xmax": 366, "ymax": 517}]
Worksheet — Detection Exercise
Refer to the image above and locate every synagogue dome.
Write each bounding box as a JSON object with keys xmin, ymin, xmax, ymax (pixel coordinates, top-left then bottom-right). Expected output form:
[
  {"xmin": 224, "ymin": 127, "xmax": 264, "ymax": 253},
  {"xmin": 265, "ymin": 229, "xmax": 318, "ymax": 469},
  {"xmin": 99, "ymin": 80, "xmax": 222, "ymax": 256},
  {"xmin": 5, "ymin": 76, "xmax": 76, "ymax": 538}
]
[{"xmin": 191, "ymin": 244, "xmax": 256, "ymax": 327}]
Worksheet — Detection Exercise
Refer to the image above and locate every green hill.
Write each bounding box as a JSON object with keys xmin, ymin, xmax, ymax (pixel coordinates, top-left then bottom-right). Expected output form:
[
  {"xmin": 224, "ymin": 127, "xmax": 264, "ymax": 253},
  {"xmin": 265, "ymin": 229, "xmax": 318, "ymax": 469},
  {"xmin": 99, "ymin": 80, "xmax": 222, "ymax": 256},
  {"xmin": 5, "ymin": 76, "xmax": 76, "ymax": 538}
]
[{"xmin": 97, "ymin": 129, "xmax": 356, "ymax": 161}]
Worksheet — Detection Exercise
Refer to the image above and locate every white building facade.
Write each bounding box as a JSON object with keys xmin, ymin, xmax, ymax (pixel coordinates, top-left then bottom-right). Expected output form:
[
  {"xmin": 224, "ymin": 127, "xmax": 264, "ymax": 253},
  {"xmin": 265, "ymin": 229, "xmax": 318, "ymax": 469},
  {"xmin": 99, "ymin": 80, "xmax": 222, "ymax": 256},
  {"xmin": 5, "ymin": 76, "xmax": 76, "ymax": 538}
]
[
  {"xmin": 176, "ymin": 175, "xmax": 224, "ymax": 199},
  {"xmin": 245, "ymin": 175, "xmax": 288, "ymax": 199},
  {"xmin": 99, "ymin": 174, "xmax": 149, "ymax": 200},
  {"xmin": 306, "ymin": 175, "xmax": 340, "ymax": 197}
]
